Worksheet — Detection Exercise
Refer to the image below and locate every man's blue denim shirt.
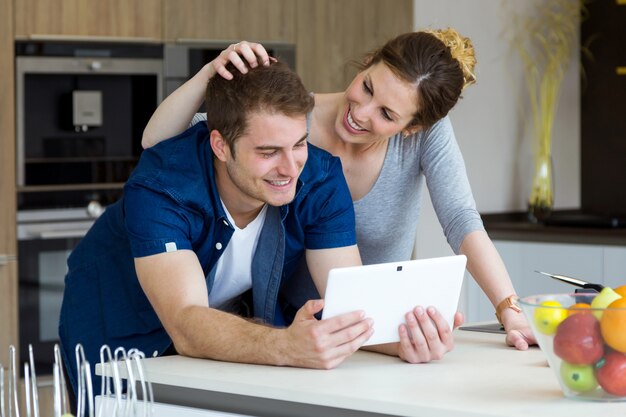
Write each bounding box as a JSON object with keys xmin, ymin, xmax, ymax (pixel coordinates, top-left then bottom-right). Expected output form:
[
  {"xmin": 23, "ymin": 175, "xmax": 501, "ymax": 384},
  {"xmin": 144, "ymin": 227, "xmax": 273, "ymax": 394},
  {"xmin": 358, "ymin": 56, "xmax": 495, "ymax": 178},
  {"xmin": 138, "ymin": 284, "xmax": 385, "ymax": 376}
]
[{"xmin": 58, "ymin": 122, "xmax": 355, "ymax": 395}]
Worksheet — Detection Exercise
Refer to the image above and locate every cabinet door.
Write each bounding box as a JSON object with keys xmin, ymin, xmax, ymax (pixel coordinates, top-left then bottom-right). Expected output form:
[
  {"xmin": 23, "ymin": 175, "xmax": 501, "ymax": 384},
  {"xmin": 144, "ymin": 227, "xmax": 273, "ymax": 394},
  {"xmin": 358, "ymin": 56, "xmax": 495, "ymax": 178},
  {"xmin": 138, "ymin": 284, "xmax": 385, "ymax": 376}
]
[
  {"xmin": 163, "ymin": 0, "xmax": 296, "ymax": 42},
  {"xmin": 15, "ymin": 0, "xmax": 162, "ymax": 40},
  {"xmin": 296, "ymin": 0, "xmax": 413, "ymax": 93},
  {"xmin": 507, "ymin": 241, "xmax": 604, "ymax": 296},
  {"xmin": 603, "ymin": 246, "xmax": 626, "ymax": 289},
  {"xmin": 465, "ymin": 241, "xmax": 605, "ymax": 323}
]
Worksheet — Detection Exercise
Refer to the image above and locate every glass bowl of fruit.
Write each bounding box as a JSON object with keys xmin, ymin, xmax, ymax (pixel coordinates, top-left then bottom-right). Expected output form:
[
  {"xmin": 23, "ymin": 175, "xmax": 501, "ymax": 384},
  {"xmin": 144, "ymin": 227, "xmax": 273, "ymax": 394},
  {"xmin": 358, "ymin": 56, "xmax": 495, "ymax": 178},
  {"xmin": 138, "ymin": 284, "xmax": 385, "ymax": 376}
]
[{"xmin": 518, "ymin": 287, "xmax": 626, "ymax": 401}]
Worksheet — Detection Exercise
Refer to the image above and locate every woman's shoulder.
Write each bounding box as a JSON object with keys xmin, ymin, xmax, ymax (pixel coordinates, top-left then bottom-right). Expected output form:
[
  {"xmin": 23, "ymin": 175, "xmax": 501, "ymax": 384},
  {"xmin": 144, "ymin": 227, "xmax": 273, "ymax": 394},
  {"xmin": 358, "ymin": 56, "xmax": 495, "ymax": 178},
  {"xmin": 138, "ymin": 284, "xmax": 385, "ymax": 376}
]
[{"xmin": 415, "ymin": 116, "xmax": 457, "ymax": 151}]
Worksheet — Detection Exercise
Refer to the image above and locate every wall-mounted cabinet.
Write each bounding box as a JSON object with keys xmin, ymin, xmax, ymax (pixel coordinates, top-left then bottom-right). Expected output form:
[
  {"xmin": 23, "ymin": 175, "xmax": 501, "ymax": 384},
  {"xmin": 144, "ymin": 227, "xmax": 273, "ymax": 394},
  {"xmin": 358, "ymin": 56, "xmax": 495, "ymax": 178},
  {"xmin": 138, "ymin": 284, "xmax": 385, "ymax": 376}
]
[
  {"xmin": 296, "ymin": 0, "xmax": 413, "ymax": 92},
  {"xmin": 15, "ymin": 0, "xmax": 162, "ymax": 40},
  {"xmin": 163, "ymin": 0, "xmax": 413, "ymax": 93},
  {"xmin": 163, "ymin": 0, "xmax": 297, "ymax": 43}
]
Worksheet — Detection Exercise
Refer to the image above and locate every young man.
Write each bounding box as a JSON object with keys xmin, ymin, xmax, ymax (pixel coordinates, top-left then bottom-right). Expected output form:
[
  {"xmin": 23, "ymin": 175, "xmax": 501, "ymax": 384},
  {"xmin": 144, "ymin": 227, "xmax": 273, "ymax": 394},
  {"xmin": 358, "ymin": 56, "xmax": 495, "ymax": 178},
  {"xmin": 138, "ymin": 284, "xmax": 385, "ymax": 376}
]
[{"xmin": 58, "ymin": 61, "xmax": 373, "ymax": 398}]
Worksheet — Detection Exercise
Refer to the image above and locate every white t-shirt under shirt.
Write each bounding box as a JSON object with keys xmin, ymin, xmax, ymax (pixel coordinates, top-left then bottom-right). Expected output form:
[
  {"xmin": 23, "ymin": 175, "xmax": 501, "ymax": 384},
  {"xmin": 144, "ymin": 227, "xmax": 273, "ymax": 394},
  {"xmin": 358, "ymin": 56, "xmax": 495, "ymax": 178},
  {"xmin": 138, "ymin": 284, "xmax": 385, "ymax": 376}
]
[{"xmin": 209, "ymin": 202, "xmax": 268, "ymax": 310}]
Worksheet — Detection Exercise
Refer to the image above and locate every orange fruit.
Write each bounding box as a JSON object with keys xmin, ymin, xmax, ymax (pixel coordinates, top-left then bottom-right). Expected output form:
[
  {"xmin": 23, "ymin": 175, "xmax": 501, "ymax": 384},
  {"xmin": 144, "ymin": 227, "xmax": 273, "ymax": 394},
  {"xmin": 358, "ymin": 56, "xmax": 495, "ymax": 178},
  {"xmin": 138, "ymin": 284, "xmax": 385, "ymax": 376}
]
[
  {"xmin": 567, "ymin": 302, "xmax": 592, "ymax": 316},
  {"xmin": 614, "ymin": 285, "xmax": 626, "ymax": 298},
  {"xmin": 600, "ymin": 297, "xmax": 626, "ymax": 353}
]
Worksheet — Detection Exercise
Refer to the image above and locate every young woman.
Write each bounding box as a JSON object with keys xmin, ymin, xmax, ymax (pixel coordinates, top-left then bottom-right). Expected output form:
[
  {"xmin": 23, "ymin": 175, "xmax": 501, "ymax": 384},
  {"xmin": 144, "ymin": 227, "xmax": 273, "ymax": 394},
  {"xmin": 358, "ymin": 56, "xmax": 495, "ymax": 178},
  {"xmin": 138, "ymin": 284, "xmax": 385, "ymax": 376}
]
[{"xmin": 142, "ymin": 29, "xmax": 536, "ymax": 362}]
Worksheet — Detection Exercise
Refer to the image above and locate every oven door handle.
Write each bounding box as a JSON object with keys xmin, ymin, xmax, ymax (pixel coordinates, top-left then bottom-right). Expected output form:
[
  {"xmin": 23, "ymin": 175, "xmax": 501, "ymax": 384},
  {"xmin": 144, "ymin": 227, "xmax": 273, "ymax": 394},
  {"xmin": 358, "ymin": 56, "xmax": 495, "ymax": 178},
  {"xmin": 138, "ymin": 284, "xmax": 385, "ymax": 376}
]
[
  {"xmin": 0, "ymin": 254, "xmax": 17, "ymax": 266},
  {"xmin": 18, "ymin": 220, "xmax": 94, "ymax": 241},
  {"xmin": 35, "ymin": 229, "xmax": 90, "ymax": 239}
]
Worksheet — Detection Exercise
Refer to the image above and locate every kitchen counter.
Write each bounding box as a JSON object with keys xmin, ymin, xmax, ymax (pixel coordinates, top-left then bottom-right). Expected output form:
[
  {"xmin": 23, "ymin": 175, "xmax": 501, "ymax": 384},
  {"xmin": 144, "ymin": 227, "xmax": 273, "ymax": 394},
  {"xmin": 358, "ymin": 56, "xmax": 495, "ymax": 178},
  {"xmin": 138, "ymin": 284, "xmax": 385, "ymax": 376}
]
[
  {"xmin": 482, "ymin": 210, "xmax": 626, "ymax": 246},
  {"xmin": 98, "ymin": 329, "xmax": 626, "ymax": 417}
]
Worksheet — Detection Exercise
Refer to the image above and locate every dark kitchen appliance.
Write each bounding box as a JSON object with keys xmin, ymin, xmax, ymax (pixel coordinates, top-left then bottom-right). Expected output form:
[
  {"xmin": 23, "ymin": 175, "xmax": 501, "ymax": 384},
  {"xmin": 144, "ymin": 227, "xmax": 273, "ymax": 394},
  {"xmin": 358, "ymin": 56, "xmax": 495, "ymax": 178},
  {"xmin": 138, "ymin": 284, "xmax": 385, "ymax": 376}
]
[
  {"xmin": 579, "ymin": 1, "xmax": 626, "ymax": 224},
  {"xmin": 15, "ymin": 40, "xmax": 163, "ymax": 374},
  {"xmin": 163, "ymin": 40, "xmax": 295, "ymax": 97}
]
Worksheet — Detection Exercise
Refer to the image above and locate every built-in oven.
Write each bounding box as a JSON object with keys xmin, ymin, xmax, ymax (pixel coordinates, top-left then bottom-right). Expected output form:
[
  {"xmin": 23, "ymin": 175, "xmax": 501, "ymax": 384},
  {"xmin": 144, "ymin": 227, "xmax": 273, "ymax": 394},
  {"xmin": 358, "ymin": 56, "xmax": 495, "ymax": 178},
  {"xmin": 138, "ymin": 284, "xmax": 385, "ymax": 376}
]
[
  {"xmin": 17, "ymin": 209, "xmax": 94, "ymax": 374},
  {"xmin": 15, "ymin": 41, "xmax": 163, "ymax": 373},
  {"xmin": 163, "ymin": 40, "xmax": 296, "ymax": 97}
]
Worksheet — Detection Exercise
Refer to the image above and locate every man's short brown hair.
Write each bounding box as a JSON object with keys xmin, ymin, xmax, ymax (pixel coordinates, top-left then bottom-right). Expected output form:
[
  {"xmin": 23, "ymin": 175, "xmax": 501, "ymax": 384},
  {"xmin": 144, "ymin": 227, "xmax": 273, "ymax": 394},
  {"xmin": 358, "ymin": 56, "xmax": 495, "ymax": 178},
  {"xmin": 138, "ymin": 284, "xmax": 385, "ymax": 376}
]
[{"xmin": 205, "ymin": 60, "xmax": 314, "ymax": 156}]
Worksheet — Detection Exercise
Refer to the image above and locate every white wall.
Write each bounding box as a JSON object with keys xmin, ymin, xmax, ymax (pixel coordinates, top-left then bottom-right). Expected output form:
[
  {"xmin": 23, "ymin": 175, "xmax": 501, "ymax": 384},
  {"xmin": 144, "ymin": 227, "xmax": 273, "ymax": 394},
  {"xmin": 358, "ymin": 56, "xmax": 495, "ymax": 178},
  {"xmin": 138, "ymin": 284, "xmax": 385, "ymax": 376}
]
[
  {"xmin": 412, "ymin": 0, "xmax": 580, "ymax": 256},
  {"xmin": 412, "ymin": 0, "xmax": 581, "ymax": 319}
]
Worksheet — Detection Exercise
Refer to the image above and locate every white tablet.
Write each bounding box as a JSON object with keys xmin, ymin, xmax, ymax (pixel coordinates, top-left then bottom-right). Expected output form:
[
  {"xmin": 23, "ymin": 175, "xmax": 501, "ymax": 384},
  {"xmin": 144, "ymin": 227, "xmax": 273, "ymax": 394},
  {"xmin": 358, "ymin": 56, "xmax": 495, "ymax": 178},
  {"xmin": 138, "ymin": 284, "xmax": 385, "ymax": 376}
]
[{"xmin": 321, "ymin": 255, "xmax": 467, "ymax": 346}]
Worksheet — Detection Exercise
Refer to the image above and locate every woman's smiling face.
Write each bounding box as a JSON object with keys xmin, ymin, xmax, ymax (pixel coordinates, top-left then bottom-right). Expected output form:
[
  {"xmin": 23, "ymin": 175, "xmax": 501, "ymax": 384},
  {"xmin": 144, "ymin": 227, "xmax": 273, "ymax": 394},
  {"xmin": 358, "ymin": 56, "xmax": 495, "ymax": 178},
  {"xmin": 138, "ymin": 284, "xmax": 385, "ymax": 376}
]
[{"xmin": 334, "ymin": 62, "xmax": 419, "ymax": 145}]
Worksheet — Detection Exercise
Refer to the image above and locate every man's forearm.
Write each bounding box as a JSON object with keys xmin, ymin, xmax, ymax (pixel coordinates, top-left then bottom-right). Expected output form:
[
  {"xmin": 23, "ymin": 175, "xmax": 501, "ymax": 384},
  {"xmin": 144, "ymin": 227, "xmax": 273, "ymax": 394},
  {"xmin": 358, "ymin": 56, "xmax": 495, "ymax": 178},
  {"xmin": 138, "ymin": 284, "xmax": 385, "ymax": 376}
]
[{"xmin": 172, "ymin": 305, "xmax": 289, "ymax": 365}]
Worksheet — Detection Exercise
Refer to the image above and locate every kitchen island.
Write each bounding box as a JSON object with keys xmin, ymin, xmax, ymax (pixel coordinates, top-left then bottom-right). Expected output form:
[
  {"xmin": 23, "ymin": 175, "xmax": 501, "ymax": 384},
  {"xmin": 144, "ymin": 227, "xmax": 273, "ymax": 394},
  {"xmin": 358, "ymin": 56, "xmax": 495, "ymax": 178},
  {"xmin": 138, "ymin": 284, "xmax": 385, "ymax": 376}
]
[{"xmin": 97, "ymin": 328, "xmax": 626, "ymax": 417}]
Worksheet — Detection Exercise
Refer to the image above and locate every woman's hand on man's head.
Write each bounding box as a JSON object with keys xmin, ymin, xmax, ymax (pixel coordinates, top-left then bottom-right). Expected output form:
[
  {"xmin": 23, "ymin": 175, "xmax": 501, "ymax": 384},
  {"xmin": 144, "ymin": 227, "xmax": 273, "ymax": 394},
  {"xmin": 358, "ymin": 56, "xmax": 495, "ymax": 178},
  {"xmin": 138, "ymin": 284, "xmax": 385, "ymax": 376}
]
[{"xmin": 210, "ymin": 41, "xmax": 272, "ymax": 80}]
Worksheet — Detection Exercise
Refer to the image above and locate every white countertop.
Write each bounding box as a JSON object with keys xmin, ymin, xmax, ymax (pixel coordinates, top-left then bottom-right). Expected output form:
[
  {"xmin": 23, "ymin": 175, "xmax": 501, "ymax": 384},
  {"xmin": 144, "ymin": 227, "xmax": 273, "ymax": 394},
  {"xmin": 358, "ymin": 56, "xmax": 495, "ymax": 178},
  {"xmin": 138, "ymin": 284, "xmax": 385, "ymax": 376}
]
[{"xmin": 99, "ymin": 329, "xmax": 626, "ymax": 417}]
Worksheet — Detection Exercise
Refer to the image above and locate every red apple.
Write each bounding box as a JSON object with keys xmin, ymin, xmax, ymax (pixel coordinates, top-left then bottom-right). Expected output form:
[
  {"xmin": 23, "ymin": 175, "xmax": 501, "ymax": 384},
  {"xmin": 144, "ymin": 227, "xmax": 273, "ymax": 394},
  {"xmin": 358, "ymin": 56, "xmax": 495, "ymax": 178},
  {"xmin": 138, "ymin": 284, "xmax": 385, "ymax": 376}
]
[
  {"xmin": 596, "ymin": 351, "xmax": 626, "ymax": 396},
  {"xmin": 553, "ymin": 313, "xmax": 604, "ymax": 365}
]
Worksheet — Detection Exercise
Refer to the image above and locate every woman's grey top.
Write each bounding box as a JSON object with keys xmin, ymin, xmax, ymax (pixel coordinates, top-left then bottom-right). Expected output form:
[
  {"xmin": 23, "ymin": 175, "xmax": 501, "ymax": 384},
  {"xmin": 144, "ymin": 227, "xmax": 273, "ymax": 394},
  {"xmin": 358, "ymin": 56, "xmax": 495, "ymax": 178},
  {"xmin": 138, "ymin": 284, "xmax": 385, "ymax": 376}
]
[{"xmin": 353, "ymin": 115, "xmax": 484, "ymax": 264}]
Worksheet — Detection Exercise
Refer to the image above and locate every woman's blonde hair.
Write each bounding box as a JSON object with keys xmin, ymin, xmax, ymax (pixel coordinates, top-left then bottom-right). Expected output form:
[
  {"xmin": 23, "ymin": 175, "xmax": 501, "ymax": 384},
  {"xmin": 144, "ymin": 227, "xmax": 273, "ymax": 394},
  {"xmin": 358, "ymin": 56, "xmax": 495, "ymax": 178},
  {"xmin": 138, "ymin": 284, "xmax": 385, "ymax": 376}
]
[
  {"xmin": 362, "ymin": 27, "xmax": 477, "ymax": 129},
  {"xmin": 424, "ymin": 28, "xmax": 477, "ymax": 90}
]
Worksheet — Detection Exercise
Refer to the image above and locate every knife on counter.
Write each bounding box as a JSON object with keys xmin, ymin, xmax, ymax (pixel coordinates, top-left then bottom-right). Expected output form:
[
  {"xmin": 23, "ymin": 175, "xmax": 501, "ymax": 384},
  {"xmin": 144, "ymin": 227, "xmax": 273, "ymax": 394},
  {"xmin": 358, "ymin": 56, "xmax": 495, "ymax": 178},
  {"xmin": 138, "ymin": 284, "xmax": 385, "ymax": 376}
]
[{"xmin": 535, "ymin": 270, "xmax": 604, "ymax": 292}]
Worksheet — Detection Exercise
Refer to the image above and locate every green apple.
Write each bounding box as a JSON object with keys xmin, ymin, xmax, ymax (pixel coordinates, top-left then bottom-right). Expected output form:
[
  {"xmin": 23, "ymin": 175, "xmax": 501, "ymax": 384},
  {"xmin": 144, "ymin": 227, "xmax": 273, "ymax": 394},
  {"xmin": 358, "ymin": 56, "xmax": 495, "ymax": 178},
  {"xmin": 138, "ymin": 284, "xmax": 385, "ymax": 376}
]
[
  {"xmin": 533, "ymin": 300, "xmax": 567, "ymax": 335},
  {"xmin": 560, "ymin": 362, "xmax": 598, "ymax": 393},
  {"xmin": 590, "ymin": 287, "xmax": 622, "ymax": 319}
]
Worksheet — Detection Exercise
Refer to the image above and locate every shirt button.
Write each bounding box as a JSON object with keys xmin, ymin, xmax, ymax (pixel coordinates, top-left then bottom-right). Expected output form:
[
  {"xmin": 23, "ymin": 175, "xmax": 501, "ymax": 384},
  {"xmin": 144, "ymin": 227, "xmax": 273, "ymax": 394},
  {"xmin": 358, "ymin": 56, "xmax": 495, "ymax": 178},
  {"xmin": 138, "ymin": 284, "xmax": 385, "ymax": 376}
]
[
  {"xmin": 223, "ymin": 219, "xmax": 229, "ymax": 226},
  {"xmin": 215, "ymin": 242, "xmax": 223, "ymax": 250},
  {"xmin": 152, "ymin": 350, "xmax": 159, "ymax": 357}
]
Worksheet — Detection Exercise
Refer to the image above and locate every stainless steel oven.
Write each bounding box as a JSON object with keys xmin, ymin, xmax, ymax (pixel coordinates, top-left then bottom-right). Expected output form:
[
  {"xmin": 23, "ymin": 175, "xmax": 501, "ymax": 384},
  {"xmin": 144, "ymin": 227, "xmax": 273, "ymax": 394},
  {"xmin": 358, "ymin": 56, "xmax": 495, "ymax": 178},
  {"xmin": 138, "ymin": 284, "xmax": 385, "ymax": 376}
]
[{"xmin": 15, "ymin": 41, "xmax": 163, "ymax": 374}]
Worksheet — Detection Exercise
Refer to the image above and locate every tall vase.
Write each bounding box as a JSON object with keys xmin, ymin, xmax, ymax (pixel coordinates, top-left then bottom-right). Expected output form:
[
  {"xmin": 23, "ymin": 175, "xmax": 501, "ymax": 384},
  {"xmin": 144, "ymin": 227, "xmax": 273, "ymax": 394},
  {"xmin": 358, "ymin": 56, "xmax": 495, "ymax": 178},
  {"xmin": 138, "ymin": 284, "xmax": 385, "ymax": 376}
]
[{"xmin": 528, "ymin": 152, "xmax": 554, "ymax": 223}]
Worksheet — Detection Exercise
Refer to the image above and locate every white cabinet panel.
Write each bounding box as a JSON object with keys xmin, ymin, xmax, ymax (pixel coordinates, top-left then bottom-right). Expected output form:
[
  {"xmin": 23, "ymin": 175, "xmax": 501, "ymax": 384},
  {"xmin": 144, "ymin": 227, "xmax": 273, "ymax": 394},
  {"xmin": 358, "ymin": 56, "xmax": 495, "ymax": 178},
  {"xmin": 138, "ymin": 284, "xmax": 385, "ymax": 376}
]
[
  {"xmin": 603, "ymin": 246, "xmax": 626, "ymax": 289},
  {"xmin": 465, "ymin": 240, "xmax": 607, "ymax": 323},
  {"xmin": 512, "ymin": 242, "xmax": 603, "ymax": 297},
  {"xmin": 465, "ymin": 241, "xmax": 524, "ymax": 322},
  {"xmin": 464, "ymin": 272, "xmax": 493, "ymax": 323}
]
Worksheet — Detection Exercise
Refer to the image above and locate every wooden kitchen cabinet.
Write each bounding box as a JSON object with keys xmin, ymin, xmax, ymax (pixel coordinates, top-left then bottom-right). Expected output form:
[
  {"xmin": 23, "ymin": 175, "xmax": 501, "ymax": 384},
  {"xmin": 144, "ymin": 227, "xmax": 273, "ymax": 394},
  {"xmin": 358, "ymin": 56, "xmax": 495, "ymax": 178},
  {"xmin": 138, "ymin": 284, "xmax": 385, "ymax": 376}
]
[
  {"xmin": 296, "ymin": 0, "xmax": 413, "ymax": 93},
  {"xmin": 0, "ymin": 262, "xmax": 17, "ymax": 368},
  {"xmin": 15, "ymin": 0, "xmax": 162, "ymax": 40},
  {"xmin": 1, "ymin": 0, "xmax": 18, "ymax": 363},
  {"xmin": 163, "ymin": 0, "xmax": 297, "ymax": 43},
  {"xmin": 163, "ymin": 0, "xmax": 413, "ymax": 93}
]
